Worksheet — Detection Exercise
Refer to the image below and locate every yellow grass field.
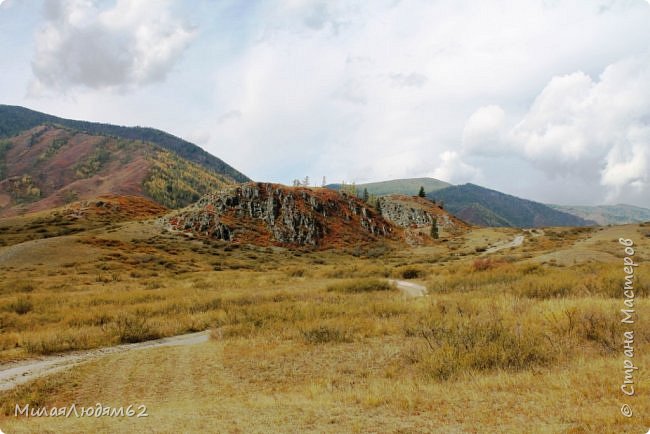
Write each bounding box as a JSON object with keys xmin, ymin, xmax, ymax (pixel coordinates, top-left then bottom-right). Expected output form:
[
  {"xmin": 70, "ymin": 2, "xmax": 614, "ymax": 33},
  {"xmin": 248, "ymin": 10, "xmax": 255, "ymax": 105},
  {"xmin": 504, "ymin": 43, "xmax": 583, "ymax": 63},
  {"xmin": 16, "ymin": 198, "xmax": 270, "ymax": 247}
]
[{"xmin": 0, "ymin": 212, "xmax": 649, "ymax": 433}]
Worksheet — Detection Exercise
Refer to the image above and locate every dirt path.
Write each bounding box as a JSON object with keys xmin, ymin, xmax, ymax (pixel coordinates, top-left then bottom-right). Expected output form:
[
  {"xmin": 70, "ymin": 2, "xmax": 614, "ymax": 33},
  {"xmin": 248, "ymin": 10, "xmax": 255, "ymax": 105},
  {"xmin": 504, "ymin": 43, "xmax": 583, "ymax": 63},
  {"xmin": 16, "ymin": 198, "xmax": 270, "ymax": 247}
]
[
  {"xmin": 389, "ymin": 279, "xmax": 427, "ymax": 297},
  {"xmin": 0, "ymin": 331, "xmax": 210, "ymax": 392},
  {"xmin": 484, "ymin": 234, "xmax": 524, "ymax": 254}
]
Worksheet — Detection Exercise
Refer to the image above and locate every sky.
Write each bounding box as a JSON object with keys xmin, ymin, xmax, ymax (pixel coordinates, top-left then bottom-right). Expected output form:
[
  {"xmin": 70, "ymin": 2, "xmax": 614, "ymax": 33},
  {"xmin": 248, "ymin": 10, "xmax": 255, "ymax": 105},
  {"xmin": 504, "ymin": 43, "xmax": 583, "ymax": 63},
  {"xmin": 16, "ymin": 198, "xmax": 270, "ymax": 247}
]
[{"xmin": 1, "ymin": 0, "xmax": 649, "ymax": 207}]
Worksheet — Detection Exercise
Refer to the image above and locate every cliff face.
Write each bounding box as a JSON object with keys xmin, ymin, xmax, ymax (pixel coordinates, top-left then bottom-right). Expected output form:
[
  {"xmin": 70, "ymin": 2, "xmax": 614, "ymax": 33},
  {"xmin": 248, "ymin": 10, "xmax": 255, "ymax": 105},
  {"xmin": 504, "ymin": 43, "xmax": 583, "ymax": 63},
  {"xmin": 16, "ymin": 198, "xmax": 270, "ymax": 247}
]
[
  {"xmin": 164, "ymin": 183, "xmax": 397, "ymax": 248},
  {"xmin": 379, "ymin": 195, "xmax": 468, "ymax": 232}
]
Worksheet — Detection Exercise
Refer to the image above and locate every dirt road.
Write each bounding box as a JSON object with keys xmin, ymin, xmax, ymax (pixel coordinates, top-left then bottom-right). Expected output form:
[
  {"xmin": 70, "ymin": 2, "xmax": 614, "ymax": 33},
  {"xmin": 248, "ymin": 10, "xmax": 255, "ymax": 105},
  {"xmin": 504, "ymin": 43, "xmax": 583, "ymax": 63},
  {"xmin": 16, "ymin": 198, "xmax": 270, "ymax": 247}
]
[
  {"xmin": 0, "ymin": 331, "xmax": 210, "ymax": 392},
  {"xmin": 484, "ymin": 235, "xmax": 524, "ymax": 254},
  {"xmin": 389, "ymin": 279, "xmax": 427, "ymax": 297}
]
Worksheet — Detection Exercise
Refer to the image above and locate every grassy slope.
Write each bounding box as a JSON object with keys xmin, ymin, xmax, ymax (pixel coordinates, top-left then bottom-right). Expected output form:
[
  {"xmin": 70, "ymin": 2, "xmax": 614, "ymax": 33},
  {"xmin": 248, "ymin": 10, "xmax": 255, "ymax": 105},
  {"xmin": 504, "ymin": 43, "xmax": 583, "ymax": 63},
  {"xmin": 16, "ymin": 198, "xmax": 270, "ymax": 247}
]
[
  {"xmin": 431, "ymin": 183, "xmax": 595, "ymax": 228},
  {"xmin": 0, "ymin": 208, "xmax": 649, "ymax": 431},
  {"xmin": 327, "ymin": 177, "xmax": 451, "ymax": 197},
  {"xmin": 0, "ymin": 126, "xmax": 236, "ymax": 214},
  {"xmin": 550, "ymin": 203, "xmax": 650, "ymax": 225},
  {"xmin": 0, "ymin": 105, "xmax": 249, "ymax": 183}
]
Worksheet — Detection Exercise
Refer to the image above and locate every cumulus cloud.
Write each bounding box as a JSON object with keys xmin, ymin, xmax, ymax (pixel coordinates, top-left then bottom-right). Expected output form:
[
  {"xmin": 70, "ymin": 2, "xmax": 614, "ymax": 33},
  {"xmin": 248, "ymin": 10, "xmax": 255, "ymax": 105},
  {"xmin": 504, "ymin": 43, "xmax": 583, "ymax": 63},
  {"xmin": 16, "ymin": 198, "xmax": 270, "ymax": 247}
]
[
  {"xmin": 461, "ymin": 105, "xmax": 506, "ymax": 155},
  {"xmin": 461, "ymin": 55, "xmax": 650, "ymax": 203},
  {"xmin": 30, "ymin": 0, "xmax": 194, "ymax": 92},
  {"xmin": 6, "ymin": 0, "xmax": 650, "ymax": 206},
  {"xmin": 432, "ymin": 151, "xmax": 481, "ymax": 184},
  {"xmin": 203, "ymin": 0, "xmax": 650, "ymax": 193}
]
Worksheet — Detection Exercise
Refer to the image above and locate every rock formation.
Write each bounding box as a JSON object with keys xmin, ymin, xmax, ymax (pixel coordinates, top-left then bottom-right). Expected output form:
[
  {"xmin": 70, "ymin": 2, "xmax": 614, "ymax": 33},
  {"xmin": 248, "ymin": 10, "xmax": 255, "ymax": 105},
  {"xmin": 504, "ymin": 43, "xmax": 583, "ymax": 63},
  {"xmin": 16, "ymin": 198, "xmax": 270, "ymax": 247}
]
[{"xmin": 164, "ymin": 183, "xmax": 396, "ymax": 248}]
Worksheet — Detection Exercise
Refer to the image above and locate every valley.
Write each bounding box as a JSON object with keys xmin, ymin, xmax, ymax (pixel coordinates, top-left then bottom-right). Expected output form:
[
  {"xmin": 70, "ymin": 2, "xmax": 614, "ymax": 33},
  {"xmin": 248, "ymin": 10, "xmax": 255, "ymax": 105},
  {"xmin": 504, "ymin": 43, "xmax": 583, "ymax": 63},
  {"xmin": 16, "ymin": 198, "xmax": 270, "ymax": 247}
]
[
  {"xmin": 0, "ymin": 192, "xmax": 648, "ymax": 432},
  {"xmin": 0, "ymin": 106, "xmax": 648, "ymax": 433}
]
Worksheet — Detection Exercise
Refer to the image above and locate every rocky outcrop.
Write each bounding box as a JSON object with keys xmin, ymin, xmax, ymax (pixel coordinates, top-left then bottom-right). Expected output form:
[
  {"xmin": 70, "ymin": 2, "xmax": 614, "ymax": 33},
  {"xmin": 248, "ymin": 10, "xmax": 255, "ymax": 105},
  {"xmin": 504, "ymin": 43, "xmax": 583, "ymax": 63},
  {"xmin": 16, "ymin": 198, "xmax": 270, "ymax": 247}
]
[
  {"xmin": 164, "ymin": 183, "xmax": 396, "ymax": 248},
  {"xmin": 378, "ymin": 195, "xmax": 468, "ymax": 234}
]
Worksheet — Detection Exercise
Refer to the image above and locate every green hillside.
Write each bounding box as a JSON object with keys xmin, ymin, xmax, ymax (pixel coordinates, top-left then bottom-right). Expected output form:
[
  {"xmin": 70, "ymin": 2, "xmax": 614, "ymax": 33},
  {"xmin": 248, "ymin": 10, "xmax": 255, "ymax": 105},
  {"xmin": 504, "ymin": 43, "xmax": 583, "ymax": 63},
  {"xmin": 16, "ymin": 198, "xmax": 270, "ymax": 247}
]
[
  {"xmin": 0, "ymin": 105, "xmax": 250, "ymax": 183},
  {"xmin": 549, "ymin": 204, "xmax": 650, "ymax": 226},
  {"xmin": 327, "ymin": 177, "xmax": 450, "ymax": 197},
  {"xmin": 430, "ymin": 183, "xmax": 594, "ymax": 228}
]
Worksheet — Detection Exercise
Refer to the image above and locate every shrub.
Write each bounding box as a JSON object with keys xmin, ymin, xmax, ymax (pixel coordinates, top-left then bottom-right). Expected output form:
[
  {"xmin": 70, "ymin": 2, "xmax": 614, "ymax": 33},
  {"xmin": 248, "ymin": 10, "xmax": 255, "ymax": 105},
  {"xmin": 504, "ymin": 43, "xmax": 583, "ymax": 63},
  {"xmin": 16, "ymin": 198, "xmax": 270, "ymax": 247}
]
[
  {"xmin": 472, "ymin": 258, "xmax": 497, "ymax": 271},
  {"xmin": 514, "ymin": 276, "xmax": 574, "ymax": 299},
  {"xmin": 22, "ymin": 328, "xmax": 103, "ymax": 354},
  {"xmin": 9, "ymin": 297, "xmax": 33, "ymax": 315},
  {"xmin": 394, "ymin": 266, "xmax": 425, "ymax": 279},
  {"xmin": 301, "ymin": 325, "xmax": 352, "ymax": 344},
  {"xmin": 413, "ymin": 313, "xmax": 554, "ymax": 380},
  {"xmin": 287, "ymin": 267, "xmax": 306, "ymax": 277},
  {"xmin": 327, "ymin": 278, "xmax": 395, "ymax": 293},
  {"xmin": 113, "ymin": 314, "xmax": 161, "ymax": 344}
]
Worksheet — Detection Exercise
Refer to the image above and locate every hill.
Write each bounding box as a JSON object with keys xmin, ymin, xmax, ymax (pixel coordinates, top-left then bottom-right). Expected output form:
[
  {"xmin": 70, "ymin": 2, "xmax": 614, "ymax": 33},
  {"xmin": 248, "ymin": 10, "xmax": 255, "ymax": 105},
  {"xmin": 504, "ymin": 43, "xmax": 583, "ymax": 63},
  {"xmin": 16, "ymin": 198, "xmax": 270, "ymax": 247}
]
[
  {"xmin": 0, "ymin": 195, "xmax": 167, "ymax": 248},
  {"xmin": 326, "ymin": 177, "xmax": 450, "ymax": 197},
  {"xmin": 429, "ymin": 183, "xmax": 595, "ymax": 228},
  {"xmin": 0, "ymin": 125, "xmax": 238, "ymax": 216},
  {"xmin": 164, "ymin": 183, "xmax": 399, "ymax": 249},
  {"xmin": 0, "ymin": 105, "xmax": 249, "ymax": 183},
  {"xmin": 378, "ymin": 195, "xmax": 469, "ymax": 245},
  {"xmin": 548, "ymin": 204, "xmax": 650, "ymax": 225}
]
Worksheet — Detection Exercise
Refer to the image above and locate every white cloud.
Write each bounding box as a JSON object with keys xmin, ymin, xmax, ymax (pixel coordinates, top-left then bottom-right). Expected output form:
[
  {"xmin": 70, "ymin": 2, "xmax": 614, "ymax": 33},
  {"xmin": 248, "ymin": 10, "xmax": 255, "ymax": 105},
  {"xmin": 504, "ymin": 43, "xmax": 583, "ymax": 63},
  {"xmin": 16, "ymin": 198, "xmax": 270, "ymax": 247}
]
[
  {"xmin": 461, "ymin": 105, "xmax": 506, "ymax": 155},
  {"xmin": 201, "ymin": 0, "xmax": 650, "ymax": 197},
  {"xmin": 462, "ymin": 55, "xmax": 650, "ymax": 204},
  {"xmin": 4, "ymin": 0, "xmax": 650, "ymax": 206},
  {"xmin": 432, "ymin": 151, "xmax": 481, "ymax": 184},
  {"xmin": 30, "ymin": 0, "xmax": 194, "ymax": 92},
  {"xmin": 601, "ymin": 128, "xmax": 649, "ymax": 194}
]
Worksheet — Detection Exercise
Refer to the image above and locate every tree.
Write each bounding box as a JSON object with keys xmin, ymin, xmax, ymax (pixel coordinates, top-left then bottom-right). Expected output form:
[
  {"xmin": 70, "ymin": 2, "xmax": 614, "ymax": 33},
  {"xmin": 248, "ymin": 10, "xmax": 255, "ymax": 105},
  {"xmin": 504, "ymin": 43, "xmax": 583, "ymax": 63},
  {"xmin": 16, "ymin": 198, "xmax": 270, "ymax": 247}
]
[
  {"xmin": 340, "ymin": 181, "xmax": 358, "ymax": 197},
  {"xmin": 303, "ymin": 176, "xmax": 310, "ymax": 187},
  {"xmin": 292, "ymin": 179, "xmax": 301, "ymax": 187},
  {"xmin": 418, "ymin": 186, "xmax": 425, "ymax": 197},
  {"xmin": 430, "ymin": 217, "xmax": 439, "ymax": 239},
  {"xmin": 321, "ymin": 176, "xmax": 327, "ymax": 187},
  {"xmin": 375, "ymin": 198, "xmax": 382, "ymax": 215},
  {"xmin": 368, "ymin": 193, "xmax": 378, "ymax": 208},
  {"xmin": 362, "ymin": 188, "xmax": 369, "ymax": 202}
]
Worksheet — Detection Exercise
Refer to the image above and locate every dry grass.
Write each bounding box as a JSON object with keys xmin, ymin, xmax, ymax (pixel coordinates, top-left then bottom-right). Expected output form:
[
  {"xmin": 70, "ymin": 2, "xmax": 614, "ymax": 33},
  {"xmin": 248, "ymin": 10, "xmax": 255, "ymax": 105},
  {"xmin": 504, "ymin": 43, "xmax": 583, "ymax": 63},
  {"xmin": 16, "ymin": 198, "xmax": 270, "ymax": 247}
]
[{"xmin": 0, "ymin": 215, "xmax": 649, "ymax": 431}]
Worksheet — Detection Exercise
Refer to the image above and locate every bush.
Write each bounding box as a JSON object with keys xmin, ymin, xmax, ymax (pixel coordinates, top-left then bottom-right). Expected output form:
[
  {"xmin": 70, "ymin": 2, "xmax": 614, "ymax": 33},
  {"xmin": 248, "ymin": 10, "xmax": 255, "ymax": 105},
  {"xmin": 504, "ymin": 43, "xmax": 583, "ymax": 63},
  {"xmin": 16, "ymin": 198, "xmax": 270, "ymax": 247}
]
[
  {"xmin": 471, "ymin": 258, "xmax": 503, "ymax": 272},
  {"xmin": 514, "ymin": 276, "xmax": 574, "ymax": 299},
  {"xmin": 287, "ymin": 267, "xmax": 306, "ymax": 277},
  {"xmin": 394, "ymin": 266, "xmax": 425, "ymax": 279},
  {"xmin": 22, "ymin": 328, "xmax": 103, "ymax": 354},
  {"xmin": 301, "ymin": 325, "xmax": 352, "ymax": 344},
  {"xmin": 327, "ymin": 278, "xmax": 395, "ymax": 293},
  {"xmin": 413, "ymin": 313, "xmax": 554, "ymax": 380},
  {"xmin": 9, "ymin": 297, "xmax": 33, "ymax": 315},
  {"xmin": 113, "ymin": 314, "xmax": 161, "ymax": 344}
]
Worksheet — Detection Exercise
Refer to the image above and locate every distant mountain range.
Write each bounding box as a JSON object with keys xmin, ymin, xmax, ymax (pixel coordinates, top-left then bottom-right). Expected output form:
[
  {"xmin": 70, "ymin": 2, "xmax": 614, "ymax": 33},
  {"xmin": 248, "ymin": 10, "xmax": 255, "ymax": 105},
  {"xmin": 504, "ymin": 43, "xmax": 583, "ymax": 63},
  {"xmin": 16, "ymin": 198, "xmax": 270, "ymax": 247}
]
[
  {"xmin": 429, "ymin": 183, "xmax": 594, "ymax": 227},
  {"xmin": 0, "ymin": 105, "xmax": 249, "ymax": 183},
  {"xmin": 548, "ymin": 204, "xmax": 650, "ymax": 226},
  {"xmin": 326, "ymin": 177, "xmax": 450, "ymax": 197},
  {"xmin": 326, "ymin": 177, "xmax": 594, "ymax": 228}
]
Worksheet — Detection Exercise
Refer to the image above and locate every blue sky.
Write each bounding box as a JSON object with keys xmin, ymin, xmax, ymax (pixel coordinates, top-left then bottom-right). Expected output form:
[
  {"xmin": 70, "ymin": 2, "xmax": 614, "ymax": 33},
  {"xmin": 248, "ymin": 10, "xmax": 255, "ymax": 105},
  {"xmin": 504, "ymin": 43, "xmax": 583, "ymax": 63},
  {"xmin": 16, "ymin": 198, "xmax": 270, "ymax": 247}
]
[{"xmin": 1, "ymin": 0, "xmax": 650, "ymax": 207}]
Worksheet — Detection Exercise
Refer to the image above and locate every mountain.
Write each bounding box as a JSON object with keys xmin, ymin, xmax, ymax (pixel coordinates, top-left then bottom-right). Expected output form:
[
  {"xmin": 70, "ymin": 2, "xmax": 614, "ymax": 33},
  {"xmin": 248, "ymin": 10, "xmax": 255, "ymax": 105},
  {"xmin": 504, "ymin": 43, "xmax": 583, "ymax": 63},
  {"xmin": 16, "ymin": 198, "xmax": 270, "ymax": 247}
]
[
  {"xmin": 0, "ymin": 124, "xmax": 239, "ymax": 216},
  {"xmin": 326, "ymin": 177, "xmax": 450, "ymax": 197},
  {"xmin": 0, "ymin": 105, "xmax": 249, "ymax": 183},
  {"xmin": 164, "ymin": 183, "xmax": 398, "ymax": 248},
  {"xmin": 548, "ymin": 204, "xmax": 650, "ymax": 226},
  {"xmin": 429, "ymin": 183, "xmax": 595, "ymax": 228}
]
